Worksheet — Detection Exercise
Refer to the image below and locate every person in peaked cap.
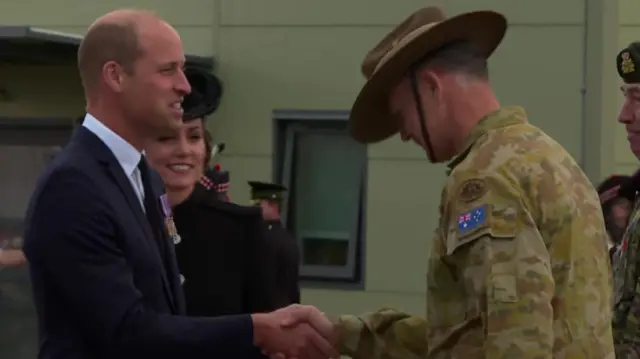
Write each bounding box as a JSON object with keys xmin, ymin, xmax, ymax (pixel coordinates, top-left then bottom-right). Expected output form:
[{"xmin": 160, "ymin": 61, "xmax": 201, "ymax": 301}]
[
  {"xmin": 597, "ymin": 175, "xmax": 632, "ymax": 255},
  {"xmin": 610, "ymin": 43, "xmax": 640, "ymax": 356},
  {"xmin": 248, "ymin": 181, "xmax": 300, "ymax": 308},
  {"xmin": 275, "ymin": 6, "xmax": 614, "ymax": 359},
  {"xmin": 145, "ymin": 67, "xmax": 284, "ymax": 322}
]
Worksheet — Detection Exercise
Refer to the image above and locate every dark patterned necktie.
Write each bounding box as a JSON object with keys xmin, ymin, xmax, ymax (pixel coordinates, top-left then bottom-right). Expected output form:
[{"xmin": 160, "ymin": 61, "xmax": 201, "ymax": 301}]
[{"xmin": 137, "ymin": 157, "xmax": 165, "ymax": 246}]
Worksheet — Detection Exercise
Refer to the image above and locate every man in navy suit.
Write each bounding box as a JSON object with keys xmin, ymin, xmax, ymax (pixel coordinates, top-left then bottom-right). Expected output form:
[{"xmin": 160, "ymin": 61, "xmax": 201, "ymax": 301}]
[{"xmin": 22, "ymin": 9, "xmax": 336, "ymax": 359}]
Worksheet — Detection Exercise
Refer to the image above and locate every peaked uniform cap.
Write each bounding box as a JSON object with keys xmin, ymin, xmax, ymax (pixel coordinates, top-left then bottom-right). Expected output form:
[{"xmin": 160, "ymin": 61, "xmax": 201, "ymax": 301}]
[
  {"xmin": 248, "ymin": 181, "xmax": 287, "ymax": 201},
  {"xmin": 349, "ymin": 6, "xmax": 508, "ymax": 143}
]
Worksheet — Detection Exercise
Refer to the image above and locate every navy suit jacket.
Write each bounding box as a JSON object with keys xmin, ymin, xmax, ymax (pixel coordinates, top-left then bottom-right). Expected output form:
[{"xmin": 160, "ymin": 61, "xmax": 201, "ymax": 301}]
[{"xmin": 23, "ymin": 127, "xmax": 260, "ymax": 359}]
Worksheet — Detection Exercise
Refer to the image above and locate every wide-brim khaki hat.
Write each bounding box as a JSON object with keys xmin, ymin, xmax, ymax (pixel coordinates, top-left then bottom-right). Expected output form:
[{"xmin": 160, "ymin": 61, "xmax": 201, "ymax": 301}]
[{"xmin": 349, "ymin": 7, "xmax": 507, "ymax": 143}]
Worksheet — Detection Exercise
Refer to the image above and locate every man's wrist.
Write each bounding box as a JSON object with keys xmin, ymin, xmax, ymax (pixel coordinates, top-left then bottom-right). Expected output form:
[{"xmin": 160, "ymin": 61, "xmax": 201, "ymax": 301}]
[{"xmin": 251, "ymin": 313, "xmax": 270, "ymax": 348}]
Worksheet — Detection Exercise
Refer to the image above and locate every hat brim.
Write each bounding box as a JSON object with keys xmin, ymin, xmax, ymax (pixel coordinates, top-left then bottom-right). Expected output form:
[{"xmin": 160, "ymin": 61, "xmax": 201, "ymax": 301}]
[
  {"xmin": 183, "ymin": 68, "xmax": 223, "ymax": 121},
  {"xmin": 349, "ymin": 11, "xmax": 508, "ymax": 144}
]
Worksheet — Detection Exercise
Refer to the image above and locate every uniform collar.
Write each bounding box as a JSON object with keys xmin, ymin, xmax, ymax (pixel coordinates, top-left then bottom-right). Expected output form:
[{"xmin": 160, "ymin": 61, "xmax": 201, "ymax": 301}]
[{"xmin": 446, "ymin": 106, "xmax": 528, "ymax": 174}]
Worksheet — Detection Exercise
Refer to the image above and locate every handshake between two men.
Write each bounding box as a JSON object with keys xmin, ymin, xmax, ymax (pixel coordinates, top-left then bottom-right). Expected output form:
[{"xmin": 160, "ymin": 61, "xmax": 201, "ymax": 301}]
[
  {"xmin": 252, "ymin": 304, "xmax": 340, "ymax": 359},
  {"xmin": 251, "ymin": 304, "xmax": 427, "ymax": 359}
]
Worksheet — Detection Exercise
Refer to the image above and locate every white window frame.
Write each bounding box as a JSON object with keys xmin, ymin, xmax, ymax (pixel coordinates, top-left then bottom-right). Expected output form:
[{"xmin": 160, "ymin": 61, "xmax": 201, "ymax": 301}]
[{"xmin": 272, "ymin": 110, "xmax": 367, "ymax": 283}]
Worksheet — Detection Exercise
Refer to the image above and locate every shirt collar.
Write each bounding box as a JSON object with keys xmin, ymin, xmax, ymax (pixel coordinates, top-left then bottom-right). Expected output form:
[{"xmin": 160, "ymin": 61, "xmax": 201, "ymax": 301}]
[
  {"xmin": 82, "ymin": 113, "xmax": 142, "ymax": 177},
  {"xmin": 446, "ymin": 106, "xmax": 528, "ymax": 174}
]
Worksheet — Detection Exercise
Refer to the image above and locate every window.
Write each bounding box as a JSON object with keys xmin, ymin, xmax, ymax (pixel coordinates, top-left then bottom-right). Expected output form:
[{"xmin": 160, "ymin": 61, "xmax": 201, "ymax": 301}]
[
  {"xmin": 0, "ymin": 117, "xmax": 73, "ymax": 359},
  {"xmin": 273, "ymin": 110, "xmax": 367, "ymax": 283},
  {"xmin": 0, "ymin": 117, "xmax": 72, "ymax": 235}
]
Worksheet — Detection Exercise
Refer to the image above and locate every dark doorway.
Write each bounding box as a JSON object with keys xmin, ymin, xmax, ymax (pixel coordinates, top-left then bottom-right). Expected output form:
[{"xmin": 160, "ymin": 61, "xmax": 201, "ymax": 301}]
[{"xmin": 0, "ymin": 117, "xmax": 73, "ymax": 359}]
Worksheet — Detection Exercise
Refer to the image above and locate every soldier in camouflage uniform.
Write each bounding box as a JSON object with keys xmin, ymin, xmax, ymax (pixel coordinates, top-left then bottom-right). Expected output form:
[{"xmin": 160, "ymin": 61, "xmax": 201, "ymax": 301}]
[
  {"xmin": 274, "ymin": 6, "xmax": 615, "ymax": 359},
  {"xmin": 611, "ymin": 42, "xmax": 640, "ymax": 359},
  {"xmin": 597, "ymin": 175, "xmax": 632, "ymax": 260}
]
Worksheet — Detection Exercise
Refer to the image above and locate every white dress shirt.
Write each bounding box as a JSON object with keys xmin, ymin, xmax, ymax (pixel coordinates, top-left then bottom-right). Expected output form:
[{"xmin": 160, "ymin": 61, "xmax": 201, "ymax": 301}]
[{"xmin": 82, "ymin": 114, "xmax": 146, "ymax": 210}]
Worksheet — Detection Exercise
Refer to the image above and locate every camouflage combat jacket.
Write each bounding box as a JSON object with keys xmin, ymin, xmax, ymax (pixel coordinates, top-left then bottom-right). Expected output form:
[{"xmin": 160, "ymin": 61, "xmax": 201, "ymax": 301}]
[
  {"xmin": 337, "ymin": 308, "xmax": 426, "ymax": 359},
  {"xmin": 335, "ymin": 107, "xmax": 615, "ymax": 359},
  {"xmin": 613, "ymin": 193, "xmax": 640, "ymax": 358},
  {"xmin": 426, "ymin": 107, "xmax": 614, "ymax": 358}
]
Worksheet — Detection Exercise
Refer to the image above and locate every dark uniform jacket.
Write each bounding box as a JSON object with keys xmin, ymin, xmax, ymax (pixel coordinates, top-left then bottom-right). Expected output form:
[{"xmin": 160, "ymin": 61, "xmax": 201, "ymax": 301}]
[
  {"xmin": 262, "ymin": 220, "xmax": 300, "ymax": 307},
  {"xmin": 172, "ymin": 184, "xmax": 280, "ymax": 316}
]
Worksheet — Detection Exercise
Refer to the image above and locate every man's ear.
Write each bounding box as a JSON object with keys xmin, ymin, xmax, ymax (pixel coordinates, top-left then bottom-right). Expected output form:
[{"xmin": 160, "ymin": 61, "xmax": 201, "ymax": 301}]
[
  {"xmin": 419, "ymin": 69, "xmax": 444, "ymax": 103},
  {"xmin": 102, "ymin": 61, "xmax": 125, "ymax": 93},
  {"xmin": 419, "ymin": 69, "xmax": 444, "ymax": 104}
]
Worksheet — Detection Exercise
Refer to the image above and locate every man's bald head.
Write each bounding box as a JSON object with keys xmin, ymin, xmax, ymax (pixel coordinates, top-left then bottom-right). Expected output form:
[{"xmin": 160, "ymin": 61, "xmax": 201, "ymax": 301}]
[
  {"xmin": 78, "ymin": 9, "xmax": 189, "ymax": 145},
  {"xmin": 77, "ymin": 9, "xmax": 162, "ymax": 94}
]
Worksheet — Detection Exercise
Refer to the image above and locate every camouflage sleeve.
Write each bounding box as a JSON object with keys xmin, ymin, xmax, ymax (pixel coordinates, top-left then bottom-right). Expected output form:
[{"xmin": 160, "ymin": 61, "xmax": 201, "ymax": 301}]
[
  {"xmin": 446, "ymin": 174, "xmax": 554, "ymax": 357},
  {"xmin": 335, "ymin": 308, "xmax": 426, "ymax": 359}
]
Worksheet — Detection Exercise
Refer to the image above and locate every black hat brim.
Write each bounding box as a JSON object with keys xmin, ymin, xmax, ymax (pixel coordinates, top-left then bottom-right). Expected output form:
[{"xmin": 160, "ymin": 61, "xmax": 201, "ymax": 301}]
[{"xmin": 183, "ymin": 67, "xmax": 223, "ymax": 122}]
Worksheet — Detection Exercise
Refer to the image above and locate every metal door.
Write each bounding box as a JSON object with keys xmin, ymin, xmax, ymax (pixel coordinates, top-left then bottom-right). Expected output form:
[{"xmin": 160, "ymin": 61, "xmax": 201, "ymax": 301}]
[{"xmin": 0, "ymin": 119, "xmax": 72, "ymax": 359}]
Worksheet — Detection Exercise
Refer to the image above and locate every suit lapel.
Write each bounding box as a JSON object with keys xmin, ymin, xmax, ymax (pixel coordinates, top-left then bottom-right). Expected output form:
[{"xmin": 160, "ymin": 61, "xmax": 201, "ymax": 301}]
[{"xmin": 75, "ymin": 127, "xmax": 178, "ymax": 313}]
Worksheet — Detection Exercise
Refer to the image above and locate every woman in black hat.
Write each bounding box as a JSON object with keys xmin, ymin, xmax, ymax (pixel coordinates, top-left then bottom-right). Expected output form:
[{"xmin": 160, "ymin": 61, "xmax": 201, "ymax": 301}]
[
  {"xmin": 145, "ymin": 67, "xmax": 279, "ymax": 317},
  {"xmin": 598, "ymin": 174, "xmax": 632, "ymax": 260}
]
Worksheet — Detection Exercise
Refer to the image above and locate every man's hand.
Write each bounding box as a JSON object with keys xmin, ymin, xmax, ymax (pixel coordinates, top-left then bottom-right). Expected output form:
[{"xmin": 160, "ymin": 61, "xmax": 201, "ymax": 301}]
[
  {"xmin": 263, "ymin": 304, "xmax": 339, "ymax": 359},
  {"xmin": 280, "ymin": 304, "xmax": 337, "ymax": 341},
  {"xmin": 252, "ymin": 305, "xmax": 339, "ymax": 359},
  {"xmin": 0, "ymin": 249, "xmax": 26, "ymax": 268}
]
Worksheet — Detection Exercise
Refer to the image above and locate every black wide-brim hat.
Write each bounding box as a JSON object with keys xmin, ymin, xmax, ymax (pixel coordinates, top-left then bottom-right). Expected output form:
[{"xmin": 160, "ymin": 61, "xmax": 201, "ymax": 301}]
[{"xmin": 183, "ymin": 67, "xmax": 223, "ymax": 122}]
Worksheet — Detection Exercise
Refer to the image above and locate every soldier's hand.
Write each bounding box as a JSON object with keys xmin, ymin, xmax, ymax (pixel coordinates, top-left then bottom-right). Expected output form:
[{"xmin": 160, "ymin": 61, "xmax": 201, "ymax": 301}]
[
  {"xmin": 253, "ymin": 307, "xmax": 339, "ymax": 359},
  {"xmin": 281, "ymin": 305, "xmax": 336, "ymax": 339}
]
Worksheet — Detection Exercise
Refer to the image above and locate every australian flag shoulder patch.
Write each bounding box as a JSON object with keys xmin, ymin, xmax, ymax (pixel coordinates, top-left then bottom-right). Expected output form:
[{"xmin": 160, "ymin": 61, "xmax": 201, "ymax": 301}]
[{"xmin": 457, "ymin": 205, "xmax": 487, "ymax": 233}]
